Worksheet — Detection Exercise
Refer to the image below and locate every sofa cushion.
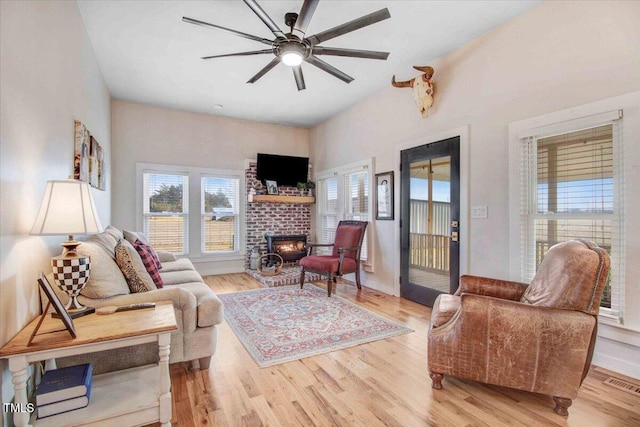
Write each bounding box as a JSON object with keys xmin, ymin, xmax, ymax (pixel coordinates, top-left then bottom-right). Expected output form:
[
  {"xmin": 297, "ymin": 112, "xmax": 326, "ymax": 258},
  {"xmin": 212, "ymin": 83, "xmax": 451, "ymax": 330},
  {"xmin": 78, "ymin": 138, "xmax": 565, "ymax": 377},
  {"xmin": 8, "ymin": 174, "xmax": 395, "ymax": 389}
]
[
  {"xmin": 160, "ymin": 269, "xmax": 203, "ymax": 286},
  {"xmin": 123, "ymin": 229, "xmax": 150, "ymax": 245},
  {"xmin": 87, "ymin": 231, "xmax": 119, "ymax": 260},
  {"xmin": 160, "ymin": 257, "xmax": 195, "ymax": 273},
  {"xmin": 132, "ymin": 239, "xmax": 164, "ymax": 288},
  {"xmin": 78, "ymin": 241, "xmax": 130, "ymax": 299},
  {"xmin": 115, "ymin": 239, "xmax": 156, "ymax": 293},
  {"xmin": 430, "ymin": 294, "xmax": 461, "ymax": 328},
  {"xmin": 105, "ymin": 225, "xmax": 123, "ymax": 241}
]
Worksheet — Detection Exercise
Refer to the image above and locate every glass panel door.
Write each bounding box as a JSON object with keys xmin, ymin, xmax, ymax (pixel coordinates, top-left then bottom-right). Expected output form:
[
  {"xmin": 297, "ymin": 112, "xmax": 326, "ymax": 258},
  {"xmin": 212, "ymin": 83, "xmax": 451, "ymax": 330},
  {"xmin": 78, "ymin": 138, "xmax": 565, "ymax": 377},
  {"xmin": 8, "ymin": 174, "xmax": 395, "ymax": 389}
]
[{"xmin": 401, "ymin": 137, "xmax": 460, "ymax": 307}]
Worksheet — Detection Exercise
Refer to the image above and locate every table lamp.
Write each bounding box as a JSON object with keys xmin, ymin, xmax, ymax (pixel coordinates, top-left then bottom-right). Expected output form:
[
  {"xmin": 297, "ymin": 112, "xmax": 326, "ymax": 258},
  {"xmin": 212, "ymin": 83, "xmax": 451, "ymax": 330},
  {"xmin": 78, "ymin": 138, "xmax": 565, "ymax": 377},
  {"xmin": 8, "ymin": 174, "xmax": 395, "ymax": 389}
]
[{"xmin": 30, "ymin": 180, "xmax": 103, "ymax": 311}]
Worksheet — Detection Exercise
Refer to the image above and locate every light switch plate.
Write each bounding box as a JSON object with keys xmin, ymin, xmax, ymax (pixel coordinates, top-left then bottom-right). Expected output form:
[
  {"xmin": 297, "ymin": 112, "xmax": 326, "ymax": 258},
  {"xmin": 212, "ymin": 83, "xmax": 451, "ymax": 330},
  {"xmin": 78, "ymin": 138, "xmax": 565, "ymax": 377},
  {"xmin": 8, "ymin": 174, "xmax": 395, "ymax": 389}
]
[{"xmin": 472, "ymin": 205, "xmax": 488, "ymax": 219}]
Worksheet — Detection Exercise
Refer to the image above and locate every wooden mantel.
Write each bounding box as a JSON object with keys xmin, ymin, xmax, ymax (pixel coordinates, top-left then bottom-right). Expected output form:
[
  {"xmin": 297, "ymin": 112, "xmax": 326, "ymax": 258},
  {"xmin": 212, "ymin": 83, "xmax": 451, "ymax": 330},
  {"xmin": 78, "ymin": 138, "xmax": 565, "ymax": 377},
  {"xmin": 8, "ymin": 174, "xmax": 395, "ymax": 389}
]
[{"xmin": 251, "ymin": 195, "xmax": 315, "ymax": 204}]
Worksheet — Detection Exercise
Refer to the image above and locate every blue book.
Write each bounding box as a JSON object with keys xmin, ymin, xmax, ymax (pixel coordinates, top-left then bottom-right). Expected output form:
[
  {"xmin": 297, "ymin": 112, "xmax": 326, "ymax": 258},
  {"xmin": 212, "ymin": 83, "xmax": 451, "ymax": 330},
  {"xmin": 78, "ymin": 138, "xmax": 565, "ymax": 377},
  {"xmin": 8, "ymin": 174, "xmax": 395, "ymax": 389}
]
[{"xmin": 35, "ymin": 364, "xmax": 93, "ymax": 406}]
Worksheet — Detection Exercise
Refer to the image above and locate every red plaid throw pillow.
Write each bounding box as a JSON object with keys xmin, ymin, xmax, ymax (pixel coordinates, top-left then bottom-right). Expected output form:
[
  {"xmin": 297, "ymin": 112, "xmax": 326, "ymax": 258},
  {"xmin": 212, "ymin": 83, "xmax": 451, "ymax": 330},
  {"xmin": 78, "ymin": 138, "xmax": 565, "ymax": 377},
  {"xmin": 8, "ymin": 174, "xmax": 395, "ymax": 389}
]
[{"xmin": 133, "ymin": 239, "xmax": 163, "ymax": 288}]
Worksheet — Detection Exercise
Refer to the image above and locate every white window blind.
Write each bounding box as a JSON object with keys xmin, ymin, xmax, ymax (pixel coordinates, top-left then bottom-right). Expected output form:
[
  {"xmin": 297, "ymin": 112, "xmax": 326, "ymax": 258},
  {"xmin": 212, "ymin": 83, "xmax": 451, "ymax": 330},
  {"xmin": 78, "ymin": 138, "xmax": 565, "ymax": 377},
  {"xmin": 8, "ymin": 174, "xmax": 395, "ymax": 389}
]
[
  {"xmin": 317, "ymin": 176, "xmax": 338, "ymax": 255},
  {"xmin": 316, "ymin": 160, "xmax": 372, "ymax": 264},
  {"xmin": 143, "ymin": 172, "xmax": 189, "ymax": 254},
  {"xmin": 344, "ymin": 170, "xmax": 369, "ymax": 260},
  {"xmin": 201, "ymin": 176, "xmax": 239, "ymax": 253},
  {"xmin": 520, "ymin": 121, "xmax": 624, "ymax": 315}
]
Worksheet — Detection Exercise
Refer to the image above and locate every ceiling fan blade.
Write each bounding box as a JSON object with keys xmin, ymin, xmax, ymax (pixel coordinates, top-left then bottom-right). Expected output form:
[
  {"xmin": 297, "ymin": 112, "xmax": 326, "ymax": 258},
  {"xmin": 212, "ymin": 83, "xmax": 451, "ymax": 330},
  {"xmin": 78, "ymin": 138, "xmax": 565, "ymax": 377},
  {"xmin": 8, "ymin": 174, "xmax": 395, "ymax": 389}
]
[
  {"xmin": 306, "ymin": 8, "xmax": 391, "ymax": 46},
  {"xmin": 247, "ymin": 57, "xmax": 281, "ymax": 84},
  {"xmin": 182, "ymin": 17, "xmax": 273, "ymax": 46},
  {"xmin": 292, "ymin": 65, "xmax": 306, "ymax": 91},
  {"xmin": 201, "ymin": 49, "xmax": 273, "ymax": 60},
  {"xmin": 312, "ymin": 46, "xmax": 389, "ymax": 60},
  {"xmin": 243, "ymin": 0, "xmax": 286, "ymax": 39},
  {"xmin": 292, "ymin": 0, "xmax": 319, "ymax": 38},
  {"xmin": 305, "ymin": 55, "xmax": 353, "ymax": 83}
]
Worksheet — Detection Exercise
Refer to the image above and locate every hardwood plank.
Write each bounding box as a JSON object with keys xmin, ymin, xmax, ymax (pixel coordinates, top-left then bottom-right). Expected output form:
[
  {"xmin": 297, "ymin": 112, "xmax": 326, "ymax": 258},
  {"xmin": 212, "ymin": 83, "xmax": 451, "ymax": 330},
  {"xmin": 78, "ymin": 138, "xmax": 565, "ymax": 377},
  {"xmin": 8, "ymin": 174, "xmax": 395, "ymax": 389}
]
[{"xmin": 145, "ymin": 273, "xmax": 640, "ymax": 427}]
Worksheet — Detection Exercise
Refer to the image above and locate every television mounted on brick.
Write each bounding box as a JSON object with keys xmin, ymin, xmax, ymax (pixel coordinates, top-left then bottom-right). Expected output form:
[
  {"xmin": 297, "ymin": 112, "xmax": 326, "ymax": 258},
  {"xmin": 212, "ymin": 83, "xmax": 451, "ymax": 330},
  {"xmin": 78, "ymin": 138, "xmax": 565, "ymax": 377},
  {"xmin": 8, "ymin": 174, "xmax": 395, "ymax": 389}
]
[{"xmin": 256, "ymin": 153, "xmax": 309, "ymax": 187}]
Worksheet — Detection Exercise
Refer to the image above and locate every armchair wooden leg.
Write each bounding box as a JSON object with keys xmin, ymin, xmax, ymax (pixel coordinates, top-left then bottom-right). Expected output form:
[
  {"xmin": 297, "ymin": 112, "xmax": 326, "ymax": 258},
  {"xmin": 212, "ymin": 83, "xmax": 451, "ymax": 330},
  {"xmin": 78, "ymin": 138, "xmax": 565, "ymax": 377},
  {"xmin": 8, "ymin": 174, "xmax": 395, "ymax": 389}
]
[
  {"xmin": 300, "ymin": 268, "xmax": 306, "ymax": 289},
  {"xmin": 429, "ymin": 372, "xmax": 443, "ymax": 390},
  {"xmin": 552, "ymin": 396, "xmax": 572, "ymax": 416},
  {"xmin": 355, "ymin": 267, "xmax": 362, "ymax": 289},
  {"xmin": 327, "ymin": 275, "xmax": 333, "ymax": 297}
]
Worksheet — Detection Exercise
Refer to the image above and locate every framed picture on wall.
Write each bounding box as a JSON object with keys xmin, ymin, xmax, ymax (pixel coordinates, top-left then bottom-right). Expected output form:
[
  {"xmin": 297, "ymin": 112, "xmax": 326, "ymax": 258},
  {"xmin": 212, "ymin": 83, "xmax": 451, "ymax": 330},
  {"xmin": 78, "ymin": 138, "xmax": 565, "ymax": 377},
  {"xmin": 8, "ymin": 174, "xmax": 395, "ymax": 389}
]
[
  {"xmin": 376, "ymin": 171, "xmax": 394, "ymax": 220},
  {"xmin": 265, "ymin": 180, "xmax": 278, "ymax": 195}
]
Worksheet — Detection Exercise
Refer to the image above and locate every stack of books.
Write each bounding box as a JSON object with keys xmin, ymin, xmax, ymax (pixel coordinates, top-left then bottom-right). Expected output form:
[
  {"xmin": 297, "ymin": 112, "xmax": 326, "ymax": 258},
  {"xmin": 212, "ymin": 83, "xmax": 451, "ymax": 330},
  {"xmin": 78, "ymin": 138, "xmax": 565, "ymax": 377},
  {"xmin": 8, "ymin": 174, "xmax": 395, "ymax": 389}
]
[{"xmin": 35, "ymin": 364, "xmax": 93, "ymax": 419}]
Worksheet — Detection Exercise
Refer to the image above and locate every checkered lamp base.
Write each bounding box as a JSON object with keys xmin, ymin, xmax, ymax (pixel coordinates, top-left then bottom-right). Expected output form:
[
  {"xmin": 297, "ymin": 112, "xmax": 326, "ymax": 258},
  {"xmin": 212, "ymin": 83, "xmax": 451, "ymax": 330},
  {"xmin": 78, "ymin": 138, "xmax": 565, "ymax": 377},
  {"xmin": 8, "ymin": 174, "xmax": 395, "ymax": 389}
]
[{"xmin": 51, "ymin": 256, "xmax": 90, "ymax": 310}]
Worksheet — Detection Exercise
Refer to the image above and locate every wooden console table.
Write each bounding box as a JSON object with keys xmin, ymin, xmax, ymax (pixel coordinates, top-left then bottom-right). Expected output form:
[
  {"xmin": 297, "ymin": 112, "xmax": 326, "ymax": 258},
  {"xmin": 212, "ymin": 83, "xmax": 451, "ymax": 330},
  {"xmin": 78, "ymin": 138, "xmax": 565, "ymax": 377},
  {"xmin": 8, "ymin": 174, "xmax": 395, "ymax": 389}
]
[{"xmin": 0, "ymin": 301, "xmax": 177, "ymax": 427}]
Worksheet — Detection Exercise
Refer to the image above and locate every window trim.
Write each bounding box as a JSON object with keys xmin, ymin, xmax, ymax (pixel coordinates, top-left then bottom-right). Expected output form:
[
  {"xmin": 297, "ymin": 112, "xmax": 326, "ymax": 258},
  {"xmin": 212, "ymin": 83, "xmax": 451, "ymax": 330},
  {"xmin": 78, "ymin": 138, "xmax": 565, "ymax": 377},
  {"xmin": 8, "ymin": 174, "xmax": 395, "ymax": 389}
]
[
  {"xmin": 136, "ymin": 162, "xmax": 245, "ymax": 261},
  {"xmin": 316, "ymin": 158, "xmax": 374, "ymax": 270},
  {"xmin": 509, "ymin": 109, "xmax": 625, "ymax": 325}
]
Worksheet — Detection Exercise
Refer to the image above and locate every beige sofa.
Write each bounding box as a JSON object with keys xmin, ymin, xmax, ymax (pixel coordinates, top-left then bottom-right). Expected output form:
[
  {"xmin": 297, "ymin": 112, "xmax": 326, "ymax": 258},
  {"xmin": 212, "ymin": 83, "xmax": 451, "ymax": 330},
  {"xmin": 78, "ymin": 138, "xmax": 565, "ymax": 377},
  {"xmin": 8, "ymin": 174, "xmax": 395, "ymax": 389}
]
[{"xmin": 51, "ymin": 226, "xmax": 223, "ymax": 372}]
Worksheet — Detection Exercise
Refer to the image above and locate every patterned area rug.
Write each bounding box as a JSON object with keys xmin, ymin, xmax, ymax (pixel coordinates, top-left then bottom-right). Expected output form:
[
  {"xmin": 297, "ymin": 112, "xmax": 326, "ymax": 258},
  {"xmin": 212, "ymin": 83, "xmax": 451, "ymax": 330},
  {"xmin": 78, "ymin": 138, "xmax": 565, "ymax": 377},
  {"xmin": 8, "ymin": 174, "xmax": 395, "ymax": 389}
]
[
  {"xmin": 246, "ymin": 265, "xmax": 322, "ymax": 287},
  {"xmin": 219, "ymin": 284, "xmax": 413, "ymax": 367}
]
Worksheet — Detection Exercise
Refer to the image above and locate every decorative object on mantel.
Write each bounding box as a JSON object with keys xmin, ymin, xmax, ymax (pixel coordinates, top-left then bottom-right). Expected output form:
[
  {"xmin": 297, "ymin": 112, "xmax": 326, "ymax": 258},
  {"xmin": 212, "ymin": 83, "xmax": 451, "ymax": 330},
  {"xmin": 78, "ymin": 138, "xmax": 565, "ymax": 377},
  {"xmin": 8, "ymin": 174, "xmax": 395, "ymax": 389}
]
[
  {"xmin": 297, "ymin": 182, "xmax": 307, "ymax": 196},
  {"xmin": 219, "ymin": 285, "xmax": 413, "ymax": 367},
  {"xmin": 391, "ymin": 65, "xmax": 435, "ymax": 118},
  {"xmin": 265, "ymin": 179, "xmax": 279, "ymax": 195},
  {"xmin": 30, "ymin": 180, "xmax": 104, "ymax": 312},
  {"xmin": 306, "ymin": 180, "xmax": 315, "ymax": 197}
]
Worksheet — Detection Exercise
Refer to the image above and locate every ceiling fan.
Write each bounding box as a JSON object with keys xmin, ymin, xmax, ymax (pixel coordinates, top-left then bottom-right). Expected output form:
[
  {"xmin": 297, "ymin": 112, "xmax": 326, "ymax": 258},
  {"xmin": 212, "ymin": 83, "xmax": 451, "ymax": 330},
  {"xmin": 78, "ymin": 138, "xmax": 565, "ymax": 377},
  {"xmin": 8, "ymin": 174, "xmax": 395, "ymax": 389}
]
[{"xmin": 182, "ymin": 0, "xmax": 391, "ymax": 91}]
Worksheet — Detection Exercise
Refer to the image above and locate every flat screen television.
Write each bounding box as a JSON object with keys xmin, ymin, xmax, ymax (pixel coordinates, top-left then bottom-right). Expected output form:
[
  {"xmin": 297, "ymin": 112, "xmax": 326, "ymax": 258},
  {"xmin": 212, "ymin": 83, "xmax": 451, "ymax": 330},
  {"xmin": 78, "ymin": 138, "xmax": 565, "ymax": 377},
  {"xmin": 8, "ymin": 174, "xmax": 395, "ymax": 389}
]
[{"xmin": 256, "ymin": 153, "xmax": 309, "ymax": 187}]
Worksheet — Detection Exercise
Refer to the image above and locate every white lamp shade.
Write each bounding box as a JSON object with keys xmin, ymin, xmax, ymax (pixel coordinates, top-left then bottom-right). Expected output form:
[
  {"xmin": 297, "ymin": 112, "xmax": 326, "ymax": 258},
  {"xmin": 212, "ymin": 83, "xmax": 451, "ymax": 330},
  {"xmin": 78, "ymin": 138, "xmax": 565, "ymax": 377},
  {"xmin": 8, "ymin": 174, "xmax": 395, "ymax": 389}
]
[{"xmin": 30, "ymin": 180, "xmax": 104, "ymax": 236}]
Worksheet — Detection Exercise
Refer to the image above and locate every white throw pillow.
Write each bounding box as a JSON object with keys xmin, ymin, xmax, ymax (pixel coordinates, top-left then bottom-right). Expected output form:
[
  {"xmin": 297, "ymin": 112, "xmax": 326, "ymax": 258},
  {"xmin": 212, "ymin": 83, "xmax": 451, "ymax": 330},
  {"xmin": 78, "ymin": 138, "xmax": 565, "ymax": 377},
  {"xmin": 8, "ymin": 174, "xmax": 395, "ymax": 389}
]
[
  {"xmin": 123, "ymin": 229, "xmax": 150, "ymax": 246},
  {"xmin": 87, "ymin": 231, "xmax": 119, "ymax": 259},
  {"xmin": 78, "ymin": 241, "xmax": 130, "ymax": 299}
]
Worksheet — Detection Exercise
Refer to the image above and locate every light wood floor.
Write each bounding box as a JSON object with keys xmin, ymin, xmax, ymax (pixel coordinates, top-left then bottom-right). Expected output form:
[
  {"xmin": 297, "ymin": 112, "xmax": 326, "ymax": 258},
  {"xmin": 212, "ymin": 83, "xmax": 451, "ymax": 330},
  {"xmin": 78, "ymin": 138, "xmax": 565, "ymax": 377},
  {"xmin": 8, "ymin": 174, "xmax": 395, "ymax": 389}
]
[{"xmin": 160, "ymin": 273, "xmax": 640, "ymax": 426}]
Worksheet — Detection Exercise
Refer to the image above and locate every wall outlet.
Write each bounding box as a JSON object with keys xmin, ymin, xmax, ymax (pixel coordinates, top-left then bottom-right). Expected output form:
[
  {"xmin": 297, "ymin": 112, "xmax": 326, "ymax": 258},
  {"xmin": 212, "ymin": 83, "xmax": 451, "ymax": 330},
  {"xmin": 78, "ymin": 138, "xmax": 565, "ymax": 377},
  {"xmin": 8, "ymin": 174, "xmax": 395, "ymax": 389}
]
[{"xmin": 472, "ymin": 205, "xmax": 488, "ymax": 219}]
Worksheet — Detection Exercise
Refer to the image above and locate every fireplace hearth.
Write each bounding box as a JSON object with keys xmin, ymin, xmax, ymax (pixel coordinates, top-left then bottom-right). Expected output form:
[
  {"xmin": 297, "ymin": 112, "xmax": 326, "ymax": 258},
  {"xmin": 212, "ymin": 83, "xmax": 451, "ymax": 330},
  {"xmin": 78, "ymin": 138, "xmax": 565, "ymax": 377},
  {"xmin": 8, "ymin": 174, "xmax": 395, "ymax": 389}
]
[{"xmin": 265, "ymin": 234, "xmax": 307, "ymax": 263}]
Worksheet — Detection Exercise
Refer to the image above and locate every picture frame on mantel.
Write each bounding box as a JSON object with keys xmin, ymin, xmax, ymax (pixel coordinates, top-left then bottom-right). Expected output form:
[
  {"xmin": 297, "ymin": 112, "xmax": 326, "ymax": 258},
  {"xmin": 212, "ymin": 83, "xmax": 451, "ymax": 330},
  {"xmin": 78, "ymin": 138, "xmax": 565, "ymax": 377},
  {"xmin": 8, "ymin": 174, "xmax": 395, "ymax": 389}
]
[
  {"xmin": 376, "ymin": 171, "xmax": 394, "ymax": 220},
  {"xmin": 265, "ymin": 180, "xmax": 278, "ymax": 195}
]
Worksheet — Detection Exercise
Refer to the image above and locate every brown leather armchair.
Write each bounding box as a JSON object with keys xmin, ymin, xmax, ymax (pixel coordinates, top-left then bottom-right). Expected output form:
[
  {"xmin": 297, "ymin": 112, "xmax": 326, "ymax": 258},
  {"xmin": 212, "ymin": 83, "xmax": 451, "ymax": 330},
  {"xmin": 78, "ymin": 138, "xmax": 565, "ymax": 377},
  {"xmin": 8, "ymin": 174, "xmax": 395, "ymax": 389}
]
[
  {"xmin": 427, "ymin": 239, "xmax": 610, "ymax": 416},
  {"xmin": 299, "ymin": 220, "xmax": 368, "ymax": 296}
]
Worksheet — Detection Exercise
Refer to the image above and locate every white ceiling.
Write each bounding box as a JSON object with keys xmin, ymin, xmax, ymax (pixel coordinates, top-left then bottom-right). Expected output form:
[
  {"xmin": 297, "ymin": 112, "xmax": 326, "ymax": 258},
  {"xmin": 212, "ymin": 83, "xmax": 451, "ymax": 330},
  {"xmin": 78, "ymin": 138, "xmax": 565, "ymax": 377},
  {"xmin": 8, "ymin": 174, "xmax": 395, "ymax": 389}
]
[{"xmin": 77, "ymin": 0, "xmax": 540, "ymax": 128}]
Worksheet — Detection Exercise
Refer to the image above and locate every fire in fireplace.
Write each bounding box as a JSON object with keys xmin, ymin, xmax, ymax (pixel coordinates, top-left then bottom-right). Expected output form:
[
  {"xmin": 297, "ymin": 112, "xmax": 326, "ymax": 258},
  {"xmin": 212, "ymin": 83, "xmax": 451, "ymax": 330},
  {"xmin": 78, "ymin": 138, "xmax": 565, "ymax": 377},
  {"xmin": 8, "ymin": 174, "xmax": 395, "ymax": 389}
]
[{"xmin": 265, "ymin": 234, "xmax": 307, "ymax": 263}]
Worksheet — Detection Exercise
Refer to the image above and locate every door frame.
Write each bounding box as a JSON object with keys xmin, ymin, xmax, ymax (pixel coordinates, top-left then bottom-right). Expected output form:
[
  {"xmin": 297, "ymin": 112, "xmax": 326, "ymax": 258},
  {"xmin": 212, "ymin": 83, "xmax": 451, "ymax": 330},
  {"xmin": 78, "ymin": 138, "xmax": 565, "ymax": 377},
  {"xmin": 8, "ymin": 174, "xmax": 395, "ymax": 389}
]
[{"xmin": 393, "ymin": 126, "xmax": 470, "ymax": 297}]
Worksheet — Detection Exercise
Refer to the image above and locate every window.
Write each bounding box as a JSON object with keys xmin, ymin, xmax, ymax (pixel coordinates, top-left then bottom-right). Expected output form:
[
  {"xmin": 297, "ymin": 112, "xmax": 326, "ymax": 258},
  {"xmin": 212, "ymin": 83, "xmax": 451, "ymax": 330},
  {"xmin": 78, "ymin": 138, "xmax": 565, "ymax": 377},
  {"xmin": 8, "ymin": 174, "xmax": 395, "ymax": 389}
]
[
  {"xmin": 518, "ymin": 113, "xmax": 624, "ymax": 318},
  {"xmin": 316, "ymin": 159, "xmax": 372, "ymax": 264},
  {"xmin": 138, "ymin": 163, "xmax": 244, "ymax": 259},
  {"xmin": 201, "ymin": 176, "xmax": 239, "ymax": 253},
  {"xmin": 143, "ymin": 172, "xmax": 189, "ymax": 254}
]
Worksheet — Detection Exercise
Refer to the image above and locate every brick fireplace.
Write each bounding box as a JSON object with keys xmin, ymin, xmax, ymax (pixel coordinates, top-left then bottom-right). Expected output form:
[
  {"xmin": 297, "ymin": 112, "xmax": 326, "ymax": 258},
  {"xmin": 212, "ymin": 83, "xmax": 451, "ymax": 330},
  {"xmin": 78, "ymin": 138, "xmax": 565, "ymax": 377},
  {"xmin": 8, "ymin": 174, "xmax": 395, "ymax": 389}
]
[{"xmin": 245, "ymin": 162, "xmax": 312, "ymax": 268}]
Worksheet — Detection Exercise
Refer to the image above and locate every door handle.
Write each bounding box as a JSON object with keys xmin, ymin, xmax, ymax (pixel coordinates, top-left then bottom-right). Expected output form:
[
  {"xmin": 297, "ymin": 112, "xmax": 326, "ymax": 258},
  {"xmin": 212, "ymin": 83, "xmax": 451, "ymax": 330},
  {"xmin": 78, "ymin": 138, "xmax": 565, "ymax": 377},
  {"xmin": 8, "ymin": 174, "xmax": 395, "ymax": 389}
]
[{"xmin": 451, "ymin": 220, "xmax": 459, "ymax": 242}]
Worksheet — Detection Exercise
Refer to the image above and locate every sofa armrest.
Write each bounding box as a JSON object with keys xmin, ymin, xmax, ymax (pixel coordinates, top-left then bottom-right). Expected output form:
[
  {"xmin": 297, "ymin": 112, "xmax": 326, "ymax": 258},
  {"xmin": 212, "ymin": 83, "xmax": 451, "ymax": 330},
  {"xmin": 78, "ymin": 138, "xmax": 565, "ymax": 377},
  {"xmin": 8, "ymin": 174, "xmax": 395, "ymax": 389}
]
[
  {"xmin": 79, "ymin": 287, "xmax": 198, "ymax": 333},
  {"xmin": 455, "ymin": 275, "xmax": 528, "ymax": 301},
  {"xmin": 157, "ymin": 252, "xmax": 177, "ymax": 263}
]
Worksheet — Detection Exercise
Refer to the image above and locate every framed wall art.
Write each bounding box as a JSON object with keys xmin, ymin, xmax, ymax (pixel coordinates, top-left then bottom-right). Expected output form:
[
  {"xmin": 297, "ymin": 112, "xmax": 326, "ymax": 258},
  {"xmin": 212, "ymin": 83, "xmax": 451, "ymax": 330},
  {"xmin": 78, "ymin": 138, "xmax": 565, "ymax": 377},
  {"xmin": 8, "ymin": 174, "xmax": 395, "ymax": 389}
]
[{"xmin": 376, "ymin": 171, "xmax": 394, "ymax": 220}]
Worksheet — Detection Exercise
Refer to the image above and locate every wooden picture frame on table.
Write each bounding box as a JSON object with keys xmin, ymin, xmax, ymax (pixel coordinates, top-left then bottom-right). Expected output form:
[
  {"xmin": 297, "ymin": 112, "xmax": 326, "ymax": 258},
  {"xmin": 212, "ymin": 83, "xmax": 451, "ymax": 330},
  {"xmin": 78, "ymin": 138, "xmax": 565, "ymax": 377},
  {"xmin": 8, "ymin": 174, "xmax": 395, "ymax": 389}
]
[
  {"xmin": 376, "ymin": 171, "xmax": 394, "ymax": 220},
  {"xmin": 29, "ymin": 272, "xmax": 76, "ymax": 345},
  {"xmin": 265, "ymin": 180, "xmax": 279, "ymax": 195}
]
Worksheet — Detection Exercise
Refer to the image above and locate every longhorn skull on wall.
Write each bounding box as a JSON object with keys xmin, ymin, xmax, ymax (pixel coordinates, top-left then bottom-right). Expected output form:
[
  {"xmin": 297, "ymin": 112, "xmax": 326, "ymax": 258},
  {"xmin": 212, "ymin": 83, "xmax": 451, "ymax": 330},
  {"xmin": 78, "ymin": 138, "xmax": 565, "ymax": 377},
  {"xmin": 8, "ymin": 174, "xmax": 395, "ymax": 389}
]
[{"xmin": 392, "ymin": 66, "xmax": 435, "ymax": 118}]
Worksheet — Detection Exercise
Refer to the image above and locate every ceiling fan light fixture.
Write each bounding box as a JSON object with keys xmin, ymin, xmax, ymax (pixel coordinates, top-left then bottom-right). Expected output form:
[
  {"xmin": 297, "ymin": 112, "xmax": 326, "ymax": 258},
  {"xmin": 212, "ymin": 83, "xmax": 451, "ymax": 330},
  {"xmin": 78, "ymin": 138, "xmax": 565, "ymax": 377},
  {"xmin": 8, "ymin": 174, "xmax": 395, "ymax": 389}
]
[{"xmin": 282, "ymin": 51, "xmax": 303, "ymax": 66}]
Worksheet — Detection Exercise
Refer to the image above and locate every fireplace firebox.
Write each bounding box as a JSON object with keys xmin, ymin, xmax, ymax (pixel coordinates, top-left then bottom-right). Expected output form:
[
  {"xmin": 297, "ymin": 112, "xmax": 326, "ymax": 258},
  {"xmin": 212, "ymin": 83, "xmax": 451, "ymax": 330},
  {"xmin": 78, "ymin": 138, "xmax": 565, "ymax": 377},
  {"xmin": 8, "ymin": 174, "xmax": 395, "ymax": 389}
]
[{"xmin": 265, "ymin": 234, "xmax": 307, "ymax": 263}]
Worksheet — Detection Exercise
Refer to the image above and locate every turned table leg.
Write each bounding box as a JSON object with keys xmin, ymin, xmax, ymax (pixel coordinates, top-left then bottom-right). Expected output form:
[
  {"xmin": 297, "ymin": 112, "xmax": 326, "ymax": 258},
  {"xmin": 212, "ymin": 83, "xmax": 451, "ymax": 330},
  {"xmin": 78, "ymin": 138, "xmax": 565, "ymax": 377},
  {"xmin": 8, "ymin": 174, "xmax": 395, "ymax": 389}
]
[
  {"xmin": 158, "ymin": 332, "xmax": 172, "ymax": 427},
  {"xmin": 8, "ymin": 356, "xmax": 31, "ymax": 427}
]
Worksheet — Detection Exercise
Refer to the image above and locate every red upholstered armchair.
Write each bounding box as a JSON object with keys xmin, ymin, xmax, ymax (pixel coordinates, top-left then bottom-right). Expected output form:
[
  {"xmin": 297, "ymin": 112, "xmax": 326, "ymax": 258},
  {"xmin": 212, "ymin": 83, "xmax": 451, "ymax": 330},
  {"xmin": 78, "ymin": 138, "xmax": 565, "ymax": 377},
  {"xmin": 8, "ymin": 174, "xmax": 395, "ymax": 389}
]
[
  {"xmin": 427, "ymin": 239, "xmax": 611, "ymax": 416},
  {"xmin": 299, "ymin": 221, "xmax": 368, "ymax": 297}
]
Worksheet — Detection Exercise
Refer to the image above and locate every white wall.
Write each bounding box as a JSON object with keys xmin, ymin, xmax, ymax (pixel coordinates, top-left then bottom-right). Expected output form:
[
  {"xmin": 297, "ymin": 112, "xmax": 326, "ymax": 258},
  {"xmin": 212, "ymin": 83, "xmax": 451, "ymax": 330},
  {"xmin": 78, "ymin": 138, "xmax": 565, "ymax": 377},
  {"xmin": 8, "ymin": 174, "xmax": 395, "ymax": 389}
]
[
  {"xmin": 310, "ymin": 1, "xmax": 640, "ymax": 378},
  {"xmin": 111, "ymin": 100, "xmax": 310, "ymax": 274},
  {"xmin": 0, "ymin": 0, "xmax": 112, "ymax": 422}
]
